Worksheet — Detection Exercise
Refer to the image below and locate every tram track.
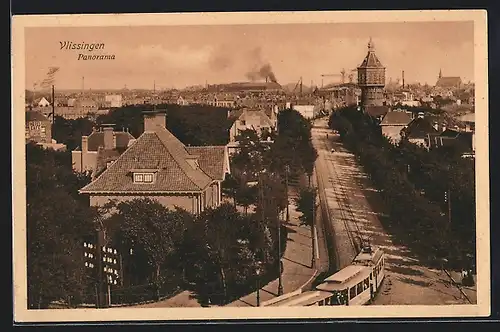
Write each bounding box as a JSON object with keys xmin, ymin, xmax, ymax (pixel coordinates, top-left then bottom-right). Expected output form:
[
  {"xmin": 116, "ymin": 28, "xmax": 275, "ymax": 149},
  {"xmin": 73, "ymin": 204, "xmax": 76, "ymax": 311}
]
[
  {"xmin": 323, "ymin": 139, "xmax": 362, "ymax": 255},
  {"xmin": 314, "ymin": 128, "xmax": 360, "ymax": 268}
]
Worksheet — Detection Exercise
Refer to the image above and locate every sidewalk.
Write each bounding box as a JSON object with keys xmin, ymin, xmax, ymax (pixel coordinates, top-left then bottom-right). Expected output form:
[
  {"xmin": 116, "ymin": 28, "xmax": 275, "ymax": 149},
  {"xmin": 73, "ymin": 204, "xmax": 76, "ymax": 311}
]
[
  {"xmin": 447, "ymin": 270, "xmax": 477, "ymax": 304},
  {"xmin": 226, "ymin": 192, "xmax": 319, "ymax": 307}
]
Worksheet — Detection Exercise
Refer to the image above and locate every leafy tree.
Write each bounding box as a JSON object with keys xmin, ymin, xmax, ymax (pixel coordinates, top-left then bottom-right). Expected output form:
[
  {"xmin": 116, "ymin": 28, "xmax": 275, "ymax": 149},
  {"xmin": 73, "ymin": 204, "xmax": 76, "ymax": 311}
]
[
  {"xmin": 52, "ymin": 116, "xmax": 94, "ymax": 151},
  {"xmin": 235, "ymin": 183, "xmax": 258, "ymax": 215},
  {"xmin": 294, "ymin": 187, "xmax": 318, "ymax": 227},
  {"xmin": 221, "ymin": 173, "xmax": 239, "ymax": 208},
  {"xmin": 328, "ymin": 107, "xmax": 475, "ymax": 269},
  {"xmin": 97, "ymin": 104, "xmax": 231, "ymax": 145},
  {"xmin": 26, "ymin": 143, "xmax": 97, "ymax": 308},
  {"xmin": 192, "ymin": 203, "xmax": 241, "ymax": 303},
  {"xmin": 231, "ymin": 128, "xmax": 269, "ymax": 177},
  {"xmin": 109, "ymin": 198, "xmax": 187, "ymax": 299}
]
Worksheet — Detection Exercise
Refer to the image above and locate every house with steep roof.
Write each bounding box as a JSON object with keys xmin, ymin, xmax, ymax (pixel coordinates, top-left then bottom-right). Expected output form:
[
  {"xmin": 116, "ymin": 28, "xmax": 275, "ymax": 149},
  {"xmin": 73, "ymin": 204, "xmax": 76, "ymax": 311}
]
[
  {"xmin": 428, "ymin": 129, "xmax": 475, "ymax": 157},
  {"xmin": 37, "ymin": 97, "xmax": 51, "ymax": 108},
  {"xmin": 228, "ymin": 108, "xmax": 276, "ymax": 143},
  {"xmin": 365, "ymin": 105, "xmax": 390, "ymax": 121},
  {"xmin": 79, "ymin": 111, "xmax": 229, "ymax": 214},
  {"xmin": 380, "ymin": 110, "xmax": 413, "ymax": 143},
  {"xmin": 71, "ymin": 124, "xmax": 136, "ymax": 177},
  {"xmin": 400, "ymin": 115, "xmax": 440, "ymax": 149}
]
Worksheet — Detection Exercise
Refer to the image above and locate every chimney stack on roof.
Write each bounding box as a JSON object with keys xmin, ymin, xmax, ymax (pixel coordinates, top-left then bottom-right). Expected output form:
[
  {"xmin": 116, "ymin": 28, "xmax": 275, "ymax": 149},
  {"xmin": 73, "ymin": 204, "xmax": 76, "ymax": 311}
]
[
  {"xmin": 82, "ymin": 135, "xmax": 88, "ymax": 153},
  {"xmin": 144, "ymin": 110, "xmax": 166, "ymax": 132},
  {"xmin": 103, "ymin": 126, "xmax": 115, "ymax": 150}
]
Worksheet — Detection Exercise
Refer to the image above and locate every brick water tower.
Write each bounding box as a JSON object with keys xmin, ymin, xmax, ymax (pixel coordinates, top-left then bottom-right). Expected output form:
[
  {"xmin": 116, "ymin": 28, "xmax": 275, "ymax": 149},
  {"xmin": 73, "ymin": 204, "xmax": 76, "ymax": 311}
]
[{"xmin": 357, "ymin": 37, "xmax": 386, "ymax": 108}]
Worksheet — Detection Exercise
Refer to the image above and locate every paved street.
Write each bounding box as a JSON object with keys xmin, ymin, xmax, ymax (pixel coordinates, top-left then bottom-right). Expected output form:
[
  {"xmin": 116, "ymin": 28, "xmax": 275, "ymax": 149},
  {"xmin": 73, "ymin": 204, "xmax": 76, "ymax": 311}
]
[{"xmin": 312, "ymin": 117, "xmax": 475, "ymax": 305}]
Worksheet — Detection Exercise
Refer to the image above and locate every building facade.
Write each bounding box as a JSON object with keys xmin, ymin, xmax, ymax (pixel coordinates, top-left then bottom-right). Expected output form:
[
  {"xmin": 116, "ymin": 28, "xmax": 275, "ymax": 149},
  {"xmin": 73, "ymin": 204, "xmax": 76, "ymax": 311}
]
[
  {"xmin": 357, "ymin": 38, "xmax": 386, "ymax": 108},
  {"xmin": 79, "ymin": 111, "xmax": 229, "ymax": 214},
  {"xmin": 25, "ymin": 111, "xmax": 52, "ymax": 144},
  {"xmin": 71, "ymin": 125, "xmax": 136, "ymax": 177},
  {"xmin": 228, "ymin": 108, "xmax": 277, "ymax": 143}
]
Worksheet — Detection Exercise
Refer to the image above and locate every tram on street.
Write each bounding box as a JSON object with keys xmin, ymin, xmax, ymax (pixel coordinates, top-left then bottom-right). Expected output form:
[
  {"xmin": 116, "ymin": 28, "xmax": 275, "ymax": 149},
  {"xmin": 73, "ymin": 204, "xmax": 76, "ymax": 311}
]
[{"xmin": 269, "ymin": 245, "xmax": 386, "ymax": 307}]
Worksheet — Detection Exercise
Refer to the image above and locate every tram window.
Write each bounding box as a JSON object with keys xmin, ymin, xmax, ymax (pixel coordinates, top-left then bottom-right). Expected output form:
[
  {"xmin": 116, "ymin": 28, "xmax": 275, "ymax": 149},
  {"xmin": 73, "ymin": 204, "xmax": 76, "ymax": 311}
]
[
  {"xmin": 349, "ymin": 287, "xmax": 356, "ymax": 300},
  {"xmin": 363, "ymin": 278, "xmax": 370, "ymax": 290},
  {"xmin": 356, "ymin": 282, "xmax": 363, "ymax": 294}
]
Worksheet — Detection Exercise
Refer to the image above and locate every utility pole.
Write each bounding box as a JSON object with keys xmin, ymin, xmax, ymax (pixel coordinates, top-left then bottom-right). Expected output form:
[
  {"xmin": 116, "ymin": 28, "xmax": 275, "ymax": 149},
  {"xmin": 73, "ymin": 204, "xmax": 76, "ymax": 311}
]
[
  {"xmin": 51, "ymin": 85, "xmax": 55, "ymax": 124},
  {"xmin": 311, "ymin": 186, "xmax": 316, "ymax": 269},
  {"xmin": 447, "ymin": 188, "xmax": 452, "ymax": 226},
  {"xmin": 276, "ymin": 182, "xmax": 283, "ymax": 296},
  {"xmin": 285, "ymin": 165, "xmax": 290, "ymax": 223}
]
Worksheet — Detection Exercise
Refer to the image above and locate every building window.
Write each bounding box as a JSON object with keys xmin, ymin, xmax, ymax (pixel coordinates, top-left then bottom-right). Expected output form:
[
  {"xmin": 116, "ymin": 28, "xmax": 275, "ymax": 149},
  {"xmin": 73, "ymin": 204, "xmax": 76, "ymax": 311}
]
[
  {"xmin": 134, "ymin": 173, "xmax": 144, "ymax": 183},
  {"xmin": 40, "ymin": 126, "xmax": 46, "ymax": 138},
  {"xmin": 240, "ymin": 120, "xmax": 246, "ymax": 126},
  {"xmin": 144, "ymin": 173, "xmax": 153, "ymax": 183},
  {"xmin": 134, "ymin": 172, "xmax": 155, "ymax": 183}
]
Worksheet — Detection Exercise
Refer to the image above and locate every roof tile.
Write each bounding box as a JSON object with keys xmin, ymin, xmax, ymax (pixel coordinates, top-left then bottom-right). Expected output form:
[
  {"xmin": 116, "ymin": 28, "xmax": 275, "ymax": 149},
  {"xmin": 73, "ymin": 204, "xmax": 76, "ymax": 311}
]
[{"xmin": 80, "ymin": 125, "xmax": 218, "ymax": 193}]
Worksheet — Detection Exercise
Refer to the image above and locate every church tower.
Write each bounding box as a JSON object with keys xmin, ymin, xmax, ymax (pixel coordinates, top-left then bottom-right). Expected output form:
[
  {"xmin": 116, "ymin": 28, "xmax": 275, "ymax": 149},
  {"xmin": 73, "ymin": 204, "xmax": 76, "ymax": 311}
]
[{"xmin": 357, "ymin": 38, "xmax": 386, "ymax": 108}]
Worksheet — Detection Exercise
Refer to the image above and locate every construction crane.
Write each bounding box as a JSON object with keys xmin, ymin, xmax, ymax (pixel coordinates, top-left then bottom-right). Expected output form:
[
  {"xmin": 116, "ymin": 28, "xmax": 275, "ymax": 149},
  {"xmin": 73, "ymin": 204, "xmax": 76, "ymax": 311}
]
[
  {"xmin": 292, "ymin": 76, "xmax": 303, "ymax": 95},
  {"xmin": 321, "ymin": 69, "xmax": 347, "ymax": 87}
]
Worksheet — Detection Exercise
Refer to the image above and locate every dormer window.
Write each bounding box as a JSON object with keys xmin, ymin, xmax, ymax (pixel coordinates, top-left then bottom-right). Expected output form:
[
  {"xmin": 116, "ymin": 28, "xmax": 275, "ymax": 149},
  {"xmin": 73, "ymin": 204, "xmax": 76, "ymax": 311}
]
[{"xmin": 133, "ymin": 172, "xmax": 155, "ymax": 184}]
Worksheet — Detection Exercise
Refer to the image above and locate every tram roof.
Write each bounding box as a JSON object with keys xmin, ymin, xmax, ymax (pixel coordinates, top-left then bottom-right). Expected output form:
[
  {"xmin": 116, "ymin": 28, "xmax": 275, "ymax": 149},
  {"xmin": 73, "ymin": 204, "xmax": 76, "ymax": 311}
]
[
  {"xmin": 269, "ymin": 291, "xmax": 333, "ymax": 307},
  {"xmin": 353, "ymin": 247, "xmax": 384, "ymax": 265},
  {"xmin": 316, "ymin": 266, "xmax": 371, "ymax": 292},
  {"xmin": 324, "ymin": 265, "xmax": 367, "ymax": 283}
]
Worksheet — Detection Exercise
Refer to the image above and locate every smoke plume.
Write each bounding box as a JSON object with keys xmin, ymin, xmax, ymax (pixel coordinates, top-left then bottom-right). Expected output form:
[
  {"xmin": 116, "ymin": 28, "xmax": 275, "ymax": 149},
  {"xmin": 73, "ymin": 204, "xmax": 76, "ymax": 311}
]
[{"xmin": 245, "ymin": 47, "xmax": 278, "ymax": 83}]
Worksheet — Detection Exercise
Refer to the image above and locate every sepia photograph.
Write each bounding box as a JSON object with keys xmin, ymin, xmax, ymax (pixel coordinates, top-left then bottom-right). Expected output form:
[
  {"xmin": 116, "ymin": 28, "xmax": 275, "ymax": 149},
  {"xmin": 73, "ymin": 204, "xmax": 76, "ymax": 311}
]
[{"xmin": 11, "ymin": 10, "xmax": 489, "ymax": 322}]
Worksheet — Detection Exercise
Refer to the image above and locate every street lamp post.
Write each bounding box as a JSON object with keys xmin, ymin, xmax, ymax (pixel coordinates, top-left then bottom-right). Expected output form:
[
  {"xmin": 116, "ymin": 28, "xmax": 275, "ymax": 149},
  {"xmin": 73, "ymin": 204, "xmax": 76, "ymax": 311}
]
[{"xmin": 285, "ymin": 165, "xmax": 290, "ymax": 223}]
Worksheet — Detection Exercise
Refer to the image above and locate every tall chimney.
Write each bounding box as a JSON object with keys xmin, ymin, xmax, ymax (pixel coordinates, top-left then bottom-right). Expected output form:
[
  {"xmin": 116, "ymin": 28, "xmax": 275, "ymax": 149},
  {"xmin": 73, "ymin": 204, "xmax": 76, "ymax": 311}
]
[
  {"xmin": 402, "ymin": 70, "xmax": 405, "ymax": 89},
  {"xmin": 82, "ymin": 135, "xmax": 89, "ymax": 153},
  {"xmin": 103, "ymin": 127, "xmax": 114, "ymax": 150}
]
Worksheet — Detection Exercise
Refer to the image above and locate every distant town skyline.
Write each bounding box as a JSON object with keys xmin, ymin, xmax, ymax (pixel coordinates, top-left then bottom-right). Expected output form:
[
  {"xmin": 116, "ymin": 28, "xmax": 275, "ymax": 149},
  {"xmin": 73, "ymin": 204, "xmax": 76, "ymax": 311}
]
[{"xmin": 25, "ymin": 21, "xmax": 474, "ymax": 90}]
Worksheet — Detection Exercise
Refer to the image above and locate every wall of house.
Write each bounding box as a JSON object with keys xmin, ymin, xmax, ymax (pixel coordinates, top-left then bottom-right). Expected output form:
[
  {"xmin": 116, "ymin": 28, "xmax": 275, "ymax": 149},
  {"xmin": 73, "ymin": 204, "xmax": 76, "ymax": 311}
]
[
  {"xmin": 26, "ymin": 120, "xmax": 52, "ymax": 144},
  {"xmin": 72, "ymin": 150, "xmax": 98, "ymax": 172},
  {"xmin": 230, "ymin": 117, "xmax": 272, "ymax": 142},
  {"xmin": 89, "ymin": 194, "xmax": 198, "ymax": 214},
  {"xmin": 381, "ymin": 125, "xmax": 405, "ymax": 144},
  {"xmin": 203, "ymin": 182, "xmax": 220, "ymax": 209},
  {"xmin": 409, "ymin": 138, "xmax": 428, "ymax": 148}
]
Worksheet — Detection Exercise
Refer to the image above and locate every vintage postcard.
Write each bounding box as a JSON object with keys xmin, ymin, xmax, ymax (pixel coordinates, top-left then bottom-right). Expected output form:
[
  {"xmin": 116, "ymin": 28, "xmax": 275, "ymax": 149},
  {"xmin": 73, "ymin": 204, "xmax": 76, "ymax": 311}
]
[{"xmin": 12, "ymin": 10, "xmax": 489, "ymax": 323}]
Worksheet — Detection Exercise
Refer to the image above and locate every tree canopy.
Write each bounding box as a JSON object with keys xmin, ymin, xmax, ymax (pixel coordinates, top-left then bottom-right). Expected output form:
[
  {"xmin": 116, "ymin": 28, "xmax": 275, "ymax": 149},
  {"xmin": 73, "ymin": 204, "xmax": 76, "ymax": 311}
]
[
  {"xmin": 96, "ymin": 104, "xmax": 232, "ymax": 145},
  {"xmin": 329, "ymin": 107, "xmax": 475, "ymax": 269},
  {"xmin": 26, "ymin": 143, "xmax": 96, "ymax": 308}
]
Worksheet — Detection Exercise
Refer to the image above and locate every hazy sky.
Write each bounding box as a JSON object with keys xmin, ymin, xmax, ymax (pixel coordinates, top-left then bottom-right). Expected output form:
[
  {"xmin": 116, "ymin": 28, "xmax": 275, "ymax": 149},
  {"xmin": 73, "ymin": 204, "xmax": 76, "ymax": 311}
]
[{"xmin": 25, "ymin": 21, "xmax": 474, "ymax": 90}]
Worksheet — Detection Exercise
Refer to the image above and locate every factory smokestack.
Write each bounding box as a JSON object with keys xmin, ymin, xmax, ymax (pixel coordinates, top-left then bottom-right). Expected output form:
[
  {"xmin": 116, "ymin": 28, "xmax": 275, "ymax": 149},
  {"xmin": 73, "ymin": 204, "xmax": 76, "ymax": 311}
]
[
  {"xmin": 246, "ymin": 63, "xmax": 278, "ymax": 83},
  {"xmin": 402, "ymin": 70, "xmax": 405, "ymax": 89}
]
